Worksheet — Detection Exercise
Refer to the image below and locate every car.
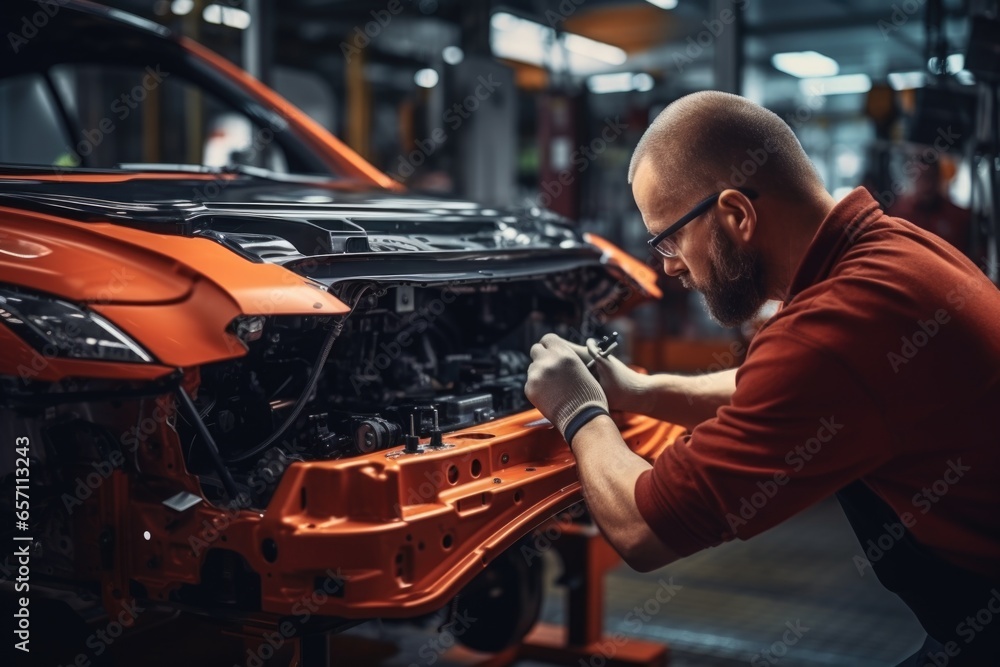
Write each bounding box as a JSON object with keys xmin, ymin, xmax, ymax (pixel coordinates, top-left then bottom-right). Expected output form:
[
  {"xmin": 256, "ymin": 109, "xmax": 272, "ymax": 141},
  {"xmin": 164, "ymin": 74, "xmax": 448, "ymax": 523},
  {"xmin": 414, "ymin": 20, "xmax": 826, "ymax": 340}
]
[{"xmin": 0, "ymin": 1, "xmax": 683, "ymax": 662}]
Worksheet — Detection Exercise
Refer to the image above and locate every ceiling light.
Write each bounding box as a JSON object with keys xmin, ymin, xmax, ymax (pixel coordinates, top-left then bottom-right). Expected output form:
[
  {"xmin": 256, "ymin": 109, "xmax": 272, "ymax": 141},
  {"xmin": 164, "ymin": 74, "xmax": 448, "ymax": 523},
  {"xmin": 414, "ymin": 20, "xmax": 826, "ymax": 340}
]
[
  {"xmin": 588, "ymin": 72, "xmax": 634, "ymax": 94},
  {"xmin": 772, "ymin": 51, "xmax": 839, "ymax": 78},
  {"xmin": 171, "ymin": 0, "xmax": 193, "ymax": 15},
  {"xmin": 491, "ymin": 12, "xmax": 551, "ymax": 68},
  {"xmin": 442, "ymin": 46, "xmax": 464, "ymax": 65},
  {"xmin": 414, "ymin": 68, "xmax": 439, "ymax": 88},
  {"xmin": 800, "ymin": 73, "xmax": 872, "ymax": 96},
  {"xmin": 203, "ymin": 4, "xmax": 251, "ymax": 29},
  {"xmin": 633, "ymin": 73, "xmax": 655, "ymax": 92},
  {"xmin": 588, "ymin": 72, "xmax": 655, "ymax": 94},
  {"xmin": 645, "ymin": 0, "xmax": 679, "ymax": 8},
  {"xmin": 491, "ymin": 11, "xmax": 628, "ymax": 75},
  {"xmin": 563, "ymin": 33, "xmax": 627, "ymax": 66},
  {"xmin": 888, "ymin": 71, "xmax": 926, "ymax": 90}
]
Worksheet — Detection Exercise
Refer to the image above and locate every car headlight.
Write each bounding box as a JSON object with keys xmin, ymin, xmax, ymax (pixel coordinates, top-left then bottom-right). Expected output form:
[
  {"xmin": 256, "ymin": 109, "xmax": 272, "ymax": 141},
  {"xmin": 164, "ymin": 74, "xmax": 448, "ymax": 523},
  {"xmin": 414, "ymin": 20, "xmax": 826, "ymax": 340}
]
[{"xmin": 0, "ymin": 286, "xmax": 154, "ymax": 363}]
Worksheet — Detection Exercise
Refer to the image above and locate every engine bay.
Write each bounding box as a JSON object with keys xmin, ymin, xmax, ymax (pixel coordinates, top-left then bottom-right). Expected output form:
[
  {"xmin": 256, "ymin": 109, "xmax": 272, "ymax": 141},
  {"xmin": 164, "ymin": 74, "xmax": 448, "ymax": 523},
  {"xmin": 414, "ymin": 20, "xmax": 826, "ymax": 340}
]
[{"xmin": 181, "ymin": 271, "xmax": 624, "ymax": 507}]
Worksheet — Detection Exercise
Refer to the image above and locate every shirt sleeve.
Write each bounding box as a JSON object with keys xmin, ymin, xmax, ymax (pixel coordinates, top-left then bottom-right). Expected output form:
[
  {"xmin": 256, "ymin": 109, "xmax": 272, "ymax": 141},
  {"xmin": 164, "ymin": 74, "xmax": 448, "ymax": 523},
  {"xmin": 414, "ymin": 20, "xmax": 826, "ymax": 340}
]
[{"xmin": 634, "ymin": 328, "xmax": 895, "ymax": 556}]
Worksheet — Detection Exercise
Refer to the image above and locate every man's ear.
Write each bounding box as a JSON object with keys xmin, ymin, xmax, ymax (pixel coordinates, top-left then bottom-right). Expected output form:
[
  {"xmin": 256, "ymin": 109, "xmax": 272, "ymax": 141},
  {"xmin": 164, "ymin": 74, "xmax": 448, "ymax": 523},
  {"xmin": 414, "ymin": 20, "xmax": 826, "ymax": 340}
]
[{"xmin": 717, "ymin": 189, "xmax": 757, "ymax": 246}]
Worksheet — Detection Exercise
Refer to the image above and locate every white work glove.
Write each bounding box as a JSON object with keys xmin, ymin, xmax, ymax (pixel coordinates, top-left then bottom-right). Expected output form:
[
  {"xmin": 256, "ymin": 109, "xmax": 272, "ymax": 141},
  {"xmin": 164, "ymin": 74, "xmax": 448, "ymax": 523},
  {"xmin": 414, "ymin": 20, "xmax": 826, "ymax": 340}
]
[
  {"xmin": 561, "ymin": 338, "xmax": 650, "ymax": 414},
  {"xmin": 525, "ymin": 334, "xmax": 609, "ymax": 446}
]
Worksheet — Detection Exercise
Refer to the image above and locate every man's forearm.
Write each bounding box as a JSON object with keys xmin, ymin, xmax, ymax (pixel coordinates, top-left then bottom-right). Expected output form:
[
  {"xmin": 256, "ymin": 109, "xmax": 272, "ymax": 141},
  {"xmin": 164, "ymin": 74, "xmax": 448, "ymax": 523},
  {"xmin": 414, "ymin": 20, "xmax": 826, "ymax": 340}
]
[
  {"xmin": 634, "ymin": 368, "xmax": 737, "ymax": 430},
  {"xmin": 571, "ymin": 415, "xmax": 679, "ymax": 571}
]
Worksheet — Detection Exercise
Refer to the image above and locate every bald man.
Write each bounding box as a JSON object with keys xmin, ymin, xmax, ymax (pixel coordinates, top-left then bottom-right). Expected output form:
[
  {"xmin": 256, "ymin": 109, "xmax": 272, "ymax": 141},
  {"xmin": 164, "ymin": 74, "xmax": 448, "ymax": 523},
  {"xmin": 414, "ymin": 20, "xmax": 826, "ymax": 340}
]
[{"xmin": 525, "ymin": 91, "xmax": 1000, "ymax": 666}]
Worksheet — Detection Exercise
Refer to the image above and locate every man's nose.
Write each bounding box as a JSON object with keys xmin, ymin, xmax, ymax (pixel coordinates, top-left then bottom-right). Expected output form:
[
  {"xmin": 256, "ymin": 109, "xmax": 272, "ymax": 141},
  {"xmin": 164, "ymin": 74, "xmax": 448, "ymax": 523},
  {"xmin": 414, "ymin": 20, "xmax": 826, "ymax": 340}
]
[{"xmin": 662, "ymin": 255, "xmax": 687, "ymax": 277}]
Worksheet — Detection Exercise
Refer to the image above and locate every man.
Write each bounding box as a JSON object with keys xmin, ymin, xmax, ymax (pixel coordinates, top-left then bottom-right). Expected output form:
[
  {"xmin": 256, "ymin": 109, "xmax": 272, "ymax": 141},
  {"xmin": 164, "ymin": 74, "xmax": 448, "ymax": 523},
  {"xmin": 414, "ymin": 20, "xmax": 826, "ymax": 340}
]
[{"xmin": 525, "ymin": 91, "xmax": 1000, "ymax": 666}]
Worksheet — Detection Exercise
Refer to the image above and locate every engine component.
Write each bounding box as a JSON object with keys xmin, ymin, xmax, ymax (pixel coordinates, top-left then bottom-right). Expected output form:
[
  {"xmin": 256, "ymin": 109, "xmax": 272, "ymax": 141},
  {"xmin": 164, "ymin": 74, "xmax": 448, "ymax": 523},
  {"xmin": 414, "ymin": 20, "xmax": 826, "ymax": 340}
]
[
  {"xmin": 438, "ymin": 393, "xmax": 495, "ymax": 426},
  {"xmin": 351, "ymin": 416, "xmax": 401, "ymax": 454}
]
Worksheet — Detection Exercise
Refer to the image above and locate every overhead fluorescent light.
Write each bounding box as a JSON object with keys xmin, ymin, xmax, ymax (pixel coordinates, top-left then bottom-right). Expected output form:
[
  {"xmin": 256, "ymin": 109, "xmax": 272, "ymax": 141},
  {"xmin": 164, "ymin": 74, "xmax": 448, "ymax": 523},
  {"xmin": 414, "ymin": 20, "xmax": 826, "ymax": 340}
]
[
  {"xmin": 491, "ymin": 13, "xmax": 551, "ymax": 68},
  {"xmin": 888, "ymin": 71, "xmax": 926, "ymax": 90},
  {"xmin": 800, "ymin": 73, "xmax": 872, "ymax": 96},
  {"xmin": 563, "ymin": 33, "xmax": 627, "ymax": 66},
  {"xmin": 772, "ymin": 51, "xmax": 839, "ymax": 78},
  {"xmin": 414, "ymin": 68, "xmax": 439, "ymax": 88},
  {"xmin": 645, "ymin": 0, "xmax": 679, "ymax": 9},
  {"xmin": 588, "ymin": 72, "xmax": 633, "ymax": 93},
  {"xmin": 587, "ymin": 72, "xmax": 655, "ymax": 94},
  {"xmin": 490, "ymin": 12, "xmax": 628, "ymax": 75},
  {"xmin": 203, "ymin": 4, "xmax": 251, "ymax": 29}
]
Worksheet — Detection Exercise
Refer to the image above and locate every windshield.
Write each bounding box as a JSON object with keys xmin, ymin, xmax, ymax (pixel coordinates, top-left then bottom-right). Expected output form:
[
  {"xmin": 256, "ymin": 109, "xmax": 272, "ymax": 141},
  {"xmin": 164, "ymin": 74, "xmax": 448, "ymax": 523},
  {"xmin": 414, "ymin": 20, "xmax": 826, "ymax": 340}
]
[{"xmin": 0, "ymin": 10, "xmax": 336, "ymax": 177}]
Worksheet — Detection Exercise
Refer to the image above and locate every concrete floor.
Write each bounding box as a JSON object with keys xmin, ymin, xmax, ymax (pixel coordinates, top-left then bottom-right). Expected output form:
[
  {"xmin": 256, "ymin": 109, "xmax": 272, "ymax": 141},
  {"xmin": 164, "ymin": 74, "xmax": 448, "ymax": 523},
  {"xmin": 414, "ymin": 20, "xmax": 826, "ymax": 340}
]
[{"xmin": 534, "ymin": 496, "xmax": 927, "ymax": 666}]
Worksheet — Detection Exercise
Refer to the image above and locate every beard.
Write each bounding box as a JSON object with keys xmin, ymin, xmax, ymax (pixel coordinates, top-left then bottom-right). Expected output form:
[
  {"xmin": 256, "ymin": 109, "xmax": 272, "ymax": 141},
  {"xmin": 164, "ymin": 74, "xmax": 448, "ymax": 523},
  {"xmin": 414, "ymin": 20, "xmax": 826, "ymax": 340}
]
[{"xmin": 684, "ymin": 217, "xmax": 768, "ymax": 328}]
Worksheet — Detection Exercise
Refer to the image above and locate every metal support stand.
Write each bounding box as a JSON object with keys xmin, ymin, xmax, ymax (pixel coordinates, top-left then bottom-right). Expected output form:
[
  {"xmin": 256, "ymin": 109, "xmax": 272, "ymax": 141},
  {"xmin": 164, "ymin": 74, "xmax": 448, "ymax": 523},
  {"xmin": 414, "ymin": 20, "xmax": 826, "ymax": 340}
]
[
  {"xmin": 515, "ymin": 521, "xmax": 669, "ymax": 667},
  {"xmin": 441, "ymin": 520, "xmax": 669, "ymax": 667}
]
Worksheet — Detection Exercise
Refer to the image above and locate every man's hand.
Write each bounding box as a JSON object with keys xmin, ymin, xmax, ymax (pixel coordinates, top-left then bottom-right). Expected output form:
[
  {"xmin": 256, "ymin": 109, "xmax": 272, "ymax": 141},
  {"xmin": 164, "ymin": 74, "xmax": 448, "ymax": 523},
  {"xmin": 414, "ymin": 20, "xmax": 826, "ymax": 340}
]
[
  {"xmin": 525, "ymin": 334, "xmax": 608, "ymax": 442},
  {"xmin": 558, "ymin": 338, "xmax": 651, "ymax": 414}
]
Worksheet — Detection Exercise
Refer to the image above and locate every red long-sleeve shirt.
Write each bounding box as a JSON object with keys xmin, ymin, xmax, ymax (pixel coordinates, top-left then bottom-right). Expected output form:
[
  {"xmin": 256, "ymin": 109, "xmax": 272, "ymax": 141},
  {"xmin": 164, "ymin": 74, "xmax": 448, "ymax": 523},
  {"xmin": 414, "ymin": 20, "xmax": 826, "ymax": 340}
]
[{"xmin": 634, "ymin": 187, "xmax": 1000, "ymax": 579}]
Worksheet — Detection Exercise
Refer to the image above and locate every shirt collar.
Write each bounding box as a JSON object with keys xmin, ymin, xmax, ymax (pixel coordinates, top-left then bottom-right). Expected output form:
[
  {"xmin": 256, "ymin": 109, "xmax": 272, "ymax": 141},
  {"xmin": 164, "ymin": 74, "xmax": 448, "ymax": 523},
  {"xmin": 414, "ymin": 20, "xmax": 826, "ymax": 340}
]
[{"xmin": 785, "ymin": 187, "xmax": 884, "ymax": 304}]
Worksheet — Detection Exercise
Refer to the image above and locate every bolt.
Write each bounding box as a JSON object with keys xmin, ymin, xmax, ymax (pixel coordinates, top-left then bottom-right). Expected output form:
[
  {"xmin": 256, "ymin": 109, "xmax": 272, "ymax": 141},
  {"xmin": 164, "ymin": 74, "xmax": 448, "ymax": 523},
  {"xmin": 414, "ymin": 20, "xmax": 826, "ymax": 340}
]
[
  {"xmin": 493, "ymin": 477, "xmax": 501, "ymax": 484},
  {"xmin": 501, "ymin": 453, "xmax": 509, "ymax": 464}
]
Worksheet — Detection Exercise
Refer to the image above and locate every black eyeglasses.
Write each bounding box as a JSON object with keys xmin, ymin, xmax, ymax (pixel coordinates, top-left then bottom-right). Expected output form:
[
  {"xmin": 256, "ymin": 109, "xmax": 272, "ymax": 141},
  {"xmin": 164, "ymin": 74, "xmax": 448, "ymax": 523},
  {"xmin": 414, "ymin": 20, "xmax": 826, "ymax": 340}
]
[{"xmin": 647, "ymin": 188, "xmax": 758, "ymax": 259}]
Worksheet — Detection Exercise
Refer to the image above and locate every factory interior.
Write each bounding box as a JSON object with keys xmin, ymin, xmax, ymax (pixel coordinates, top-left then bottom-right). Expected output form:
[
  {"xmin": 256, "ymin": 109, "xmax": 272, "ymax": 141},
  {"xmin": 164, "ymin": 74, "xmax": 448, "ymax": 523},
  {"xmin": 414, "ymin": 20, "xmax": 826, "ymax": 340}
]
[{"xmin": 1, "ymin": 0, "xmax": 998, "ymax": 665}]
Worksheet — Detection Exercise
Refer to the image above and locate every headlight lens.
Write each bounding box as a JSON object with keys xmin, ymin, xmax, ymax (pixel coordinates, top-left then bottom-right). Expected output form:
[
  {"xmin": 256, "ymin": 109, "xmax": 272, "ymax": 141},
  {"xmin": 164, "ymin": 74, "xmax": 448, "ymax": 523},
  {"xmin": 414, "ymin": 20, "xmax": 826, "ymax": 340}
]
[{"xmin": 0, "ymin": 287, "xmax": 154, "ymax": 363}]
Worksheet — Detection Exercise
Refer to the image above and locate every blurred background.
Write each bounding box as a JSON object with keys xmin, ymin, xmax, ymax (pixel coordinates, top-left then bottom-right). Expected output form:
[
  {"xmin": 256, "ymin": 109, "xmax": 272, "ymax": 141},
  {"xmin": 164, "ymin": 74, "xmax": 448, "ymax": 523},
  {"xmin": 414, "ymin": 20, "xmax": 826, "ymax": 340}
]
[{"xmin": 81, "ymin": 0, "xmax": 998, "ymax": 378}]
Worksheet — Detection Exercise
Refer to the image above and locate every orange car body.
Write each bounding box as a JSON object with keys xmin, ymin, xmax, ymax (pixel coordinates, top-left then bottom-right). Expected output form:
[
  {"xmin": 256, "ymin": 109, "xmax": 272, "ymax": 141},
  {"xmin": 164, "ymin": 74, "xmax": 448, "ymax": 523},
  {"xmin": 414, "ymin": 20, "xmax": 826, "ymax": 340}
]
[{"xmin": 0, "ymin": 0, "xmax": 682, "ymax": 633}]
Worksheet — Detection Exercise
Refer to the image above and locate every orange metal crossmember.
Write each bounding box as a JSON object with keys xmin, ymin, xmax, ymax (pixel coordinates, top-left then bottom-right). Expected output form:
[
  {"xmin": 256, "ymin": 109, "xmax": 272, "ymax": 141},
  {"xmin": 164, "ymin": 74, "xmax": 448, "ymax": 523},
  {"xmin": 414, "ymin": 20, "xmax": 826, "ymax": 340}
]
[{"xmin": 126, "ymin": 410, "xmax": 685, "ymax": 619}]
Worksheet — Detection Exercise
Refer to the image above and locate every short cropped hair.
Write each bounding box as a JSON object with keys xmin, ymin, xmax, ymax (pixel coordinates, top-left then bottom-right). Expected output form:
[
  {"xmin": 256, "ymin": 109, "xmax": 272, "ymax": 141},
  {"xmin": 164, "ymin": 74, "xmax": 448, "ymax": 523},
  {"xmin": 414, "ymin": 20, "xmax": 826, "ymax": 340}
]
[{"xmin": 628, "ymin": 91, "xmax": 822, "ymax": 202}]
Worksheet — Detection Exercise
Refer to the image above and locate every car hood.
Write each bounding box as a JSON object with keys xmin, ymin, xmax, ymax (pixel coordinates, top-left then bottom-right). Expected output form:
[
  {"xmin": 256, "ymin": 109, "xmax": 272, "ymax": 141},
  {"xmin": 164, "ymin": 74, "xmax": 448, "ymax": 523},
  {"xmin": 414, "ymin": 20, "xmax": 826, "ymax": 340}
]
[
  {"xmin": 0, "ymin": 175, "xmax": 660, "ymax": 295},
  {"xmin": 0, "ymin": 176, "xmax": 576, "ymax": 252}
]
